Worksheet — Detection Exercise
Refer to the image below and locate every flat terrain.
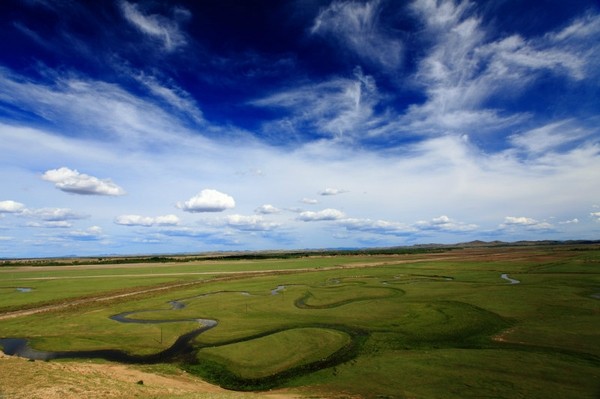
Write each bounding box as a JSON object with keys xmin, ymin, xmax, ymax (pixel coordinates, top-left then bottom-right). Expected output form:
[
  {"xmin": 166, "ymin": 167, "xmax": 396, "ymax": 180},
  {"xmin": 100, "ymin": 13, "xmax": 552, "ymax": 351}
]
[{"xmin": 1, "ymin": 245, "xmax": 599, "ymax": 398}]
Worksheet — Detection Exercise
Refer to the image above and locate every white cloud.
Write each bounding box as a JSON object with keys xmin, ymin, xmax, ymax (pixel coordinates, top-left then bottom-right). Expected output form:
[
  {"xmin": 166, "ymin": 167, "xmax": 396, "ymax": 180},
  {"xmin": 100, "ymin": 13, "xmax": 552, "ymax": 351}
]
[
  {"xmin": 255, "ymin": 204, "xmax": 281, "ymax": 214},
  {"xmin": 42, "ymin": 167, "xmax": 126, "ymax": 196},
  {"xmin": 559, "ymin": 218, "xmax": 579, "ymax": 225},
  {"xmin": 510, "ymin": 120, "xmax": 592, "ymax": 154},
  {"xmin": 68, "ymin": 226, "xmax": 104, "ymax": 240},
  {"xmin": 500, "ymin": 216, "xmax": 553, "ymax": 230},
  {"xmin": 320, "ymin": 188, "xmax": 347, "ymax": 196},
  {"xmin": 26, "ymin": 221, "xmax": 73, "ymax": 228},
  {"xmin": 415, "ymin": 215, "xmax": 478, "ymax": 232},
  {"xmin": 0, "ymin": 68, "xmax": 211, "ymax": 149},
  {"xmin": 252, "ymin": 68, "xmax": 380, "ymax": 141},
  {"xmin": 135, "ymin": 73, "xmax": 203, "ymax": 123},
  {"xmin": 301, "ymin": 198, "xmax": 319, "ymax": 205},
  {"xmin": 177, "ymin": 189, "xmax": 235, "ymax": 213},
  {"xmin": 591, "ymin": 212, "xmax": 600, "ymax": 222},
  {"xmin": 23, "ymin": 208, "xmax": 87, "ymax": 222},
  {"xmin": 402, "ymin": 0, "xmax": 600, "ymax": 137},
  {"xmin": 338, "ymin": 217, "xmax": 416, "ymax": 236},
  {"xmin": 115, "ymin": 214, "xmax": 180, "ymax": 227},
  {"xmin": 502, "ymin": 216, "xmax": 539, "ymax": 226},
  {"xmin": 311, "ymin": 0, "xmax": 403, "ymax": 70},
  {"xmin": 0, "ymin": 200, "xmax": 26, "ymax": 213},
  {"xmin": 225, "ymin": 214, "xmax": 280, "ymax": 231},
  {"xmin": 298, "ymin": 208, "xmax": 346, "ymax": 222},
  {"xmin": 120, "ymin": 1, "xmax": 188, "ymax": 51}
]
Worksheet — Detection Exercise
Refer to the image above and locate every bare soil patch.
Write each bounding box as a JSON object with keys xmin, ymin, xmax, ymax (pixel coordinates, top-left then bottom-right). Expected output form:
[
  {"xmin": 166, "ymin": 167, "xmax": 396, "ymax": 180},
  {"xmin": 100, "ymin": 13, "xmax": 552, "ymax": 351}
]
[{"xmin": 0, "ymin": 351, "xmax": 301, "ymax": 399}]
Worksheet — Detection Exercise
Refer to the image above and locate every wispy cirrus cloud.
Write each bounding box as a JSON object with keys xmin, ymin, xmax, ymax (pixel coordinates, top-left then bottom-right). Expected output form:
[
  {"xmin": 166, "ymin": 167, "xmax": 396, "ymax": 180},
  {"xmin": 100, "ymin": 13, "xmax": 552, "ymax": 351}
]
[
  {"xmin": 401, "ymin": 0, "xmax": 600, "ymax": 138},
  {"xmin": 252, "ymin": 67, "xmax": 380, "ymax": 142},
  {"xmin": 0, "ymin": 68, "xmax": 208, "ymax": 149},
  {"xmin": 311, "ymin": 0, "xmax": 403, "ymax": 70},
  {"xmin": 509, "ymin": 120, "xmax": 594, "ymax": 155},
  {"xmin": 120, "ymin": 1, "xmax": 189, "ymax": 52},
  {"xmin": 134, "ymin": 73, "xmax": 203, "ymax": 123},
  {"xmin": 42, "ymin": 167, "xmax": 126, "ymax": 196}
]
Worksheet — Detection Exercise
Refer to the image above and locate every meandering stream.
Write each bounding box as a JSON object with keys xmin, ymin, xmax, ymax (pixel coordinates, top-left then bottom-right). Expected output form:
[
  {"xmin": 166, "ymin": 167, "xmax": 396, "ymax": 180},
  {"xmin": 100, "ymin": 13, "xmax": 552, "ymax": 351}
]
[
  {"xmin": 500, "ymin": 273, "xmax": 520, "ymax": 284},
  {"xmin": 0, "ymin": 297, "xmax": 218, "ymax": 362}
]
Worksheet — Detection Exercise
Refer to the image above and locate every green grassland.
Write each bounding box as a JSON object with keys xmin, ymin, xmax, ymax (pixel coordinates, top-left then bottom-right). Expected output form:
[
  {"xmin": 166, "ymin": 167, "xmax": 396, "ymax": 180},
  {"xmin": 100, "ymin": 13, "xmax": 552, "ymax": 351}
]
[{"xmin": 1, "ymin": 245, "xmax": 599, "ymax": 398}]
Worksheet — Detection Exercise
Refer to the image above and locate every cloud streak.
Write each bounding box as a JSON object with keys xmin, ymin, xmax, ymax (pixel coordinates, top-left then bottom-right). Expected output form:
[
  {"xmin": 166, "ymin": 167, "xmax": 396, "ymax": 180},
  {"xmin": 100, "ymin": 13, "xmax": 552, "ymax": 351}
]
[
  {"xmin": 120, "ymin": 1, "xmax": 189, "ymax": 51},
  {"xmin": 311, "ymin": 0, "xmax": 403, "ymax": 70},
  {"xmin": 115, "ymin": 214, "xmax": 180, "ymax": 227}
]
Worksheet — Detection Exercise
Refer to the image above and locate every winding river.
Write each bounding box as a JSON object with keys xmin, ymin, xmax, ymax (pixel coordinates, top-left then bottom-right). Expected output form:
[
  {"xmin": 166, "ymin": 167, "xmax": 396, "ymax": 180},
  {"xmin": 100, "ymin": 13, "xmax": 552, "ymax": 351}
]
[
  {"xmin": 0, "ymin": 298, "xmax": 218, "ymax": 362},
  {"xmin": 500, "ymin": 273, "xmax": 520, "ymax": 284}
]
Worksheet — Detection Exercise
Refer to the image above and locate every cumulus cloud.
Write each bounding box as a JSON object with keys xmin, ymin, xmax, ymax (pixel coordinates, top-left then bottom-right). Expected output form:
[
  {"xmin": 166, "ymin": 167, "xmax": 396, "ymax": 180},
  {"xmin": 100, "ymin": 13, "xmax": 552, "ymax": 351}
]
[
  {"xmin": 115, "ymin": 214, "xmax": 180, "ymax": 227},
  {"xmin": 415, "ymin": 215, "xmax": 478, "ymax": 232},
  {"xmin": 320, "ymin": 187, "xmax": 347, "ymax": 196},
  {"xmin": 177, "ymin": 189, "xmax": 235, "ymax": 213},
  {"xmin": 225, "ymin": 214, "xmax": 280, "ymax": 231},
  {"xmin": 42, "ymin": 167, "xmax": 126, "ymax": 196},
  {"xmin": 311, "ymin": 0, "xmax": 403, "ymax": 70},
  {"xmin": 591, "ymin": 212, "xmax": 600, "ymax": 222},
  {"xmin": 0, "ymin": 200, "xmax": 26, "ymax": 213},
  {"xmin": 255, "ymin": 204, "xmax": 281, "ymax": 214},
  {"xmin": 120, "ymin": 1, "xmax": 188, "ymax": 51},
  {"xmin": 297, "ymin": 208, "xmax": 346, "ymax": 222},
  {"xmin": 500, "ymin": 216, "xmax": 553, "ymax": 230},
  {"xmin": 0, "ymin": 200, "xmax": 87, "ymax": 227}
]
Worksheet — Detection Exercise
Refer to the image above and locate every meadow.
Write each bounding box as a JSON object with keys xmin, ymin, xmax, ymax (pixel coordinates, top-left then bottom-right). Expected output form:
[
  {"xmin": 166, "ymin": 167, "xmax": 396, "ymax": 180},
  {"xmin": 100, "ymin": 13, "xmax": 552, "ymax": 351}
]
[{"xmin": 0, "ymin": 244, "xmax": 599, "ymax": 398}]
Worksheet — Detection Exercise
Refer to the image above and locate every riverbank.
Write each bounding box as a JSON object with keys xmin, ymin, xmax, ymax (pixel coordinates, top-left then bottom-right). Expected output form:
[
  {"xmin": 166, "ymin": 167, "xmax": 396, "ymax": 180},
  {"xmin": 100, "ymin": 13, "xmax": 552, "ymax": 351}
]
[{"xmin": 0, "ymin": 350, "xmax": 301, "ymax": 399}]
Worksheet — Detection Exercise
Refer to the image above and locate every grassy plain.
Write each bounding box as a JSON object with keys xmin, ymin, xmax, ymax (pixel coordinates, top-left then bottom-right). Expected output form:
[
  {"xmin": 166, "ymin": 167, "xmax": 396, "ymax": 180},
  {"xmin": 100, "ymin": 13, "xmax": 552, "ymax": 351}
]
[{"xmin": 0, "ymin": 245, "xmax": 599, "ymax": 398}]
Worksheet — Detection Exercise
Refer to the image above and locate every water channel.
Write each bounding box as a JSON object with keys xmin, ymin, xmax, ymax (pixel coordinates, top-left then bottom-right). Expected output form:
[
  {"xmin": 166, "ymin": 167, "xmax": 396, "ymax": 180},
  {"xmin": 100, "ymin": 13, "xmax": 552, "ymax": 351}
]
[{"xmin": 500, "ymin": 273, "xmax": 520, "ymax": 284}]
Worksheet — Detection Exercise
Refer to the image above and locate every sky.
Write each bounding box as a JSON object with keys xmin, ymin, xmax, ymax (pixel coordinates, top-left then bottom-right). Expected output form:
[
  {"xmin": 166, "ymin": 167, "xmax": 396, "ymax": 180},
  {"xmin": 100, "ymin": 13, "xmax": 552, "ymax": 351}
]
[{"xmin": 0, "ymin": 0, "xmax": 599, "ymax": 258}]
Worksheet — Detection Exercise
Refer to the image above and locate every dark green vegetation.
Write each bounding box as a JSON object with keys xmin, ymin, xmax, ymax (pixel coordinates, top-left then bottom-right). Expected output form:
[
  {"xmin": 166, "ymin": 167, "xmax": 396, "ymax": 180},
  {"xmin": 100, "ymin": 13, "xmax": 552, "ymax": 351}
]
[{"xmin": 1, "ymin": 245, "xmax": 599, "ymax": 398}]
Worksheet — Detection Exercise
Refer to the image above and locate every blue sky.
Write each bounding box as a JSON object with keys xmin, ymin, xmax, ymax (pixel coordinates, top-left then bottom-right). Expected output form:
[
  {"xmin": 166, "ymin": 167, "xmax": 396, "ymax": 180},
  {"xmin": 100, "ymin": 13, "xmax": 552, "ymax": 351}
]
[{"xmin": 1, "ymin": 0, "xmax": 599, "ymax": 258}]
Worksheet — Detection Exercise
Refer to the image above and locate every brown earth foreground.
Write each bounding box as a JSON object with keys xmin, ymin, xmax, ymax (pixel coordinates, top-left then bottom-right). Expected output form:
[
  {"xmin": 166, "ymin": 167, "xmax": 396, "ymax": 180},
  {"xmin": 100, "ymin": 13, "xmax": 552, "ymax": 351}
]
[{"xmin": 0, "ymin": 350, "xmax": 302, "ymax": 399}]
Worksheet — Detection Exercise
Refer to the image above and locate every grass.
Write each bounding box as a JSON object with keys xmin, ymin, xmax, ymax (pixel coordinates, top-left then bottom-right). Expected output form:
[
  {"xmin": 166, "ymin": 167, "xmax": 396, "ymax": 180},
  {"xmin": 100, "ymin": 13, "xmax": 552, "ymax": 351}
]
[
  {"xmin": 198, "ymin": 327, "xmax": 351, "ymax": 379},
  {"xmin": 1, "ymin": 245, "xmax": 599, "ymax": 398}
]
